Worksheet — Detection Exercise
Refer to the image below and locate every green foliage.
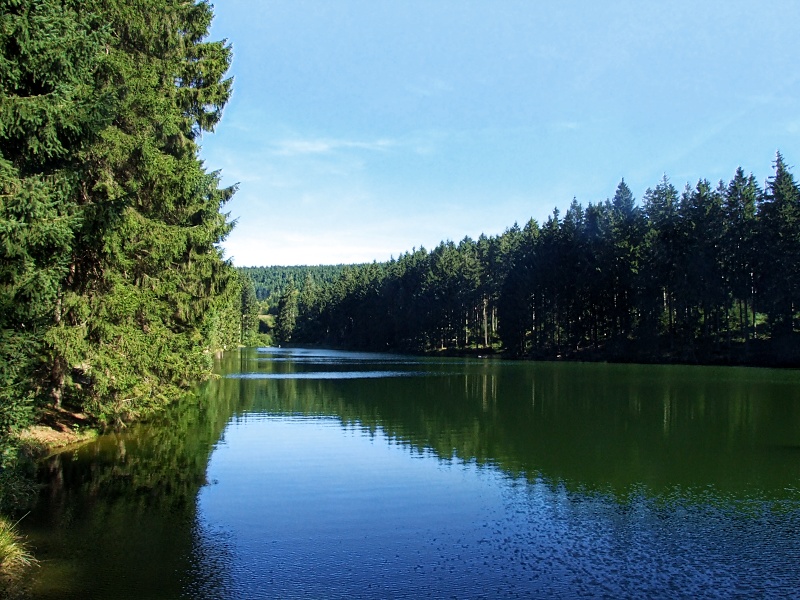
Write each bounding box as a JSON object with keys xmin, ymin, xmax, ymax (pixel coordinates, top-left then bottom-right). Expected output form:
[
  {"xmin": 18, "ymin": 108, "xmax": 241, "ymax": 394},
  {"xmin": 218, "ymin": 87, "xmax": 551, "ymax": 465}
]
[
  {"xmin": 0, "ymin": 515, "xmax": 35, "ymax": 585},
  {"xmin": 0, "ymin": 0, "xmax": 242, "ymax": 491},
  {"xmin": 275, "ymin": 280, "xmax": 299, "ymax": 343},
  {"xmin": 756, "ymin": 152, "xmax": 800, "ymax": 336},
  {"xmin": 240, "ymin": 264, "xmax": 361, "ymax": 303},
  {"xmin": 0, "ymin": 0, "xmax": 108, "ymax": 496},
  {"xmin": 239, "ymin": 271, "xmax": 260, "ymax": 346},
  {"xmin": 293, "ymin": 155, "xmax": 800, "ymax": 365}
]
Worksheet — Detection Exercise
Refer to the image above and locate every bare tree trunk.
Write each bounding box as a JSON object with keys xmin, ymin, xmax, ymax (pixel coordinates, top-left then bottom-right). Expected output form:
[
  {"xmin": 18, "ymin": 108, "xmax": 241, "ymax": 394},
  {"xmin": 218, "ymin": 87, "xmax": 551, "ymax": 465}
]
[{"xmin": 483, "ymin": 297, "xmax": 489, "ymax": 348}]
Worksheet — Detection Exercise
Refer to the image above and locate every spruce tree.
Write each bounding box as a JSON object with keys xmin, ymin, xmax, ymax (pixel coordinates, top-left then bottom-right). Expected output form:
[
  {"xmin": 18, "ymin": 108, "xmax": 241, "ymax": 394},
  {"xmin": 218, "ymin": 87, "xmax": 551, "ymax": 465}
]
[
  {"xmin": 722, "ymin": 168, "xmax": 759, "ymax": 343},
  {"xmin": 1, "ymin": 0, "xmax": 238, "ymax": 430},
  {"xmin": 1, "ymin": 0, "xmax": 113, "ymax": 467},
  {"xmin": 239, "ymin": 271, "xmax": 260, "ymax": 346},
  {"xmin": 275, "ymin": 281, "xmax": 298, "ymax": 344}
]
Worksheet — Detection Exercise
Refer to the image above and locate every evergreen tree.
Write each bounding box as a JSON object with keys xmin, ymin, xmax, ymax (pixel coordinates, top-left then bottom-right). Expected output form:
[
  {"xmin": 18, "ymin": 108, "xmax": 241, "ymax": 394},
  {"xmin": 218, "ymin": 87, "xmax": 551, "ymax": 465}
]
[
  {"xmin": 641, "ymin": 176, "xmax": 680, "ymax": 350},
  {"xmin": 497, "ymin": 220, "xmax": 539, "ymax": 356},
  {"xmin": 275, "ymin": 281, "xmax": 298, "ymax": 344},
  {"xmin": 289, "ymin": 155, "xmax": 800, "ymax": 366},
  {"xmin": 387, "ymin": 247, "xmax": 430, "ymax": 350},
  {"xmin": 240, "ymin": 271, "xmax": 260, "ymax": 346},
  {"xmin": 609, "ymin": 179, "xmax": 643, "ymax": 343},
  {"xmin": 676, "ymin": 180, "xmax": 725, "ymax": 349},
  {"xmin": 1, "ymin": 0, "xmax": 112, "ymax": 468},
  {"xmin": 582, "ymin": 201, "xmax": 614, "ymax": 349},
  {"xmin": 1, "ymin": 0, "xmax": 237, "ymax": 429},
  {"xmin": 241, "ymin": 264, "xmax": 356, "ymax": 303},
  {"xmin": 293, "ymin": 272, "xmax": 320, "ymax": 341},
  {"xmin": 722, "ymin": 168, "xmax": 759, "ymax": 344},
  {"xmin": 56, "ymin": 0, "xmax": 235, "ymax": 421},
  {"xmin": 756, "ymin": 152, "xmax": 800, "ymax": 337}
]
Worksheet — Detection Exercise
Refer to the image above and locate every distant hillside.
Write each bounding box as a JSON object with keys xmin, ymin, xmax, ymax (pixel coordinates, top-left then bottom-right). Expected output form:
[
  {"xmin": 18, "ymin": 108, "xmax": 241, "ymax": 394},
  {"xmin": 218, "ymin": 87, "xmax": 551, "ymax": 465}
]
[{"xmin": 239, "ymin": 264, "xmax": 367, "ymax": 301}]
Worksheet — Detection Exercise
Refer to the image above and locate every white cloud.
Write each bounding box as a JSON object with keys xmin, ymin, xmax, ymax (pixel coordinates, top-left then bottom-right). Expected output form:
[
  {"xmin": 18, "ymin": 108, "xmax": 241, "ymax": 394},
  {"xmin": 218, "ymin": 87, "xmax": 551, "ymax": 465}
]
[
  {"xmin": 551, "ymin": 121, "xmax": 580, "ymax": 131},
  {"xmin": 272, "ymin": 137, "xmax": 395, "ymax": 157},
  {"xmin": 406, "ymin": 78, "xmax": 453, "ymax": 98}
]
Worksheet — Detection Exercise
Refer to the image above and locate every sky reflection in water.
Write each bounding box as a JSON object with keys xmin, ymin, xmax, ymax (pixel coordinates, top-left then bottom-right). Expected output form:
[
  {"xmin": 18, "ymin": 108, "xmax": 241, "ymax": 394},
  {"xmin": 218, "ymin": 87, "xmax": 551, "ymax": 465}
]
[{"xmin": 20, "ymin": 348, "xmax": 800, "ymax": 599}]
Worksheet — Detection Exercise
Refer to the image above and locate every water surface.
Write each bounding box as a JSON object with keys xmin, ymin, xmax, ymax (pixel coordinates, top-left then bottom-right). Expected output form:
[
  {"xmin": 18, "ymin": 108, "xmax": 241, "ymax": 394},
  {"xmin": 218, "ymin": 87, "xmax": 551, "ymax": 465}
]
[{"xmin": 19, "ymin": 348, "xmax": 800, "ymax": 598}]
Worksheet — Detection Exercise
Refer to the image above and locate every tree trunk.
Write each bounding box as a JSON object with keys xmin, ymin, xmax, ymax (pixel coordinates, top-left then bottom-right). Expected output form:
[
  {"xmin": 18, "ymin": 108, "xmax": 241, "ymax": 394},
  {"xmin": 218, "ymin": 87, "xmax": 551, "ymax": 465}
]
[{"xmin": 483, "ymin": 297, "xmax": 489, "ymax": 348}]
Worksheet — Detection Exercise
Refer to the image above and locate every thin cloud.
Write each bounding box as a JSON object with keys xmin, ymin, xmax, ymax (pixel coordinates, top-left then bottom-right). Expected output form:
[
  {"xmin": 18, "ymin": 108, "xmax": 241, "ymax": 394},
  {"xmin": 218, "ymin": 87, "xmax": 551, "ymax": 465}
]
[
  {"xmin": 552, "ymin": 121, "xmax": 580, "ymax": 131},
  {"xmin": 272, "ymin": 137, "xmax": 396, "ymax": 156},
  {"xmin": 406, "ymin": 78, "xmax": 453, "ymax": 98}
]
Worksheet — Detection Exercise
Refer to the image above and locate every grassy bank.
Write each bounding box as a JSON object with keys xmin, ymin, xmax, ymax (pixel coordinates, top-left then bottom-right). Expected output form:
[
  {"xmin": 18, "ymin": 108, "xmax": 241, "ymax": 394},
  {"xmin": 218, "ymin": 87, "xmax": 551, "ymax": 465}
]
[
  {"xmin": 16, "ymin": 407, "xmax": 98, "ymax": 459},
  {"xmin": 0, "ymin": 516, "xmax": 35, "ymax": 591}
]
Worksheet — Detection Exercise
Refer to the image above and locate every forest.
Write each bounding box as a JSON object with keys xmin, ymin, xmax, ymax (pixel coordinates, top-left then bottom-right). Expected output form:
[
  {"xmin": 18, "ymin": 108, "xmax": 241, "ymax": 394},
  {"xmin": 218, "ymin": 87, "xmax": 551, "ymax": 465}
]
[
  {"xmin": 274, "ymin": 156, "xmax": 800, "ymax": 367},
  {"xmin": 0, "ymin": 0, "xmax": 260, "ymax": 532},
  {"xmin": 242, "ymin": 264, "xmax": 357, "ymax": 301}
]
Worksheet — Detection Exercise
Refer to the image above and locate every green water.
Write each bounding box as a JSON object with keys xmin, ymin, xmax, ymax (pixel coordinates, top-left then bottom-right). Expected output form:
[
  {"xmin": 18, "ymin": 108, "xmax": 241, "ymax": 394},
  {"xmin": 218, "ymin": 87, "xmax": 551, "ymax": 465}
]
[{"xmin": 18, "ymin": 348, "xmax": 800, "ymax": 598}]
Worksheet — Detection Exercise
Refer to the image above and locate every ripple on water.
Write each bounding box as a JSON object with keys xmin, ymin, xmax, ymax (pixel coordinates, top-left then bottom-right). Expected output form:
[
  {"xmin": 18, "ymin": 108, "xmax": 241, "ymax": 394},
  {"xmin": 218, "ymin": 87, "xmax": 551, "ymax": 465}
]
[{"xmin": 193, "ymin": 416, "xmax": 800, "ymax": 599}]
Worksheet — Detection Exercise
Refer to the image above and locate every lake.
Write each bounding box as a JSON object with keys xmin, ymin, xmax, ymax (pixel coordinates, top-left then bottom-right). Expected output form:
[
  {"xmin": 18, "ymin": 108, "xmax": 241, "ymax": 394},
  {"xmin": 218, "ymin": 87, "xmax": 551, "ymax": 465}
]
[{"xmin": 18, "ymin": 347, "xmax": 800, "ymax": 598}]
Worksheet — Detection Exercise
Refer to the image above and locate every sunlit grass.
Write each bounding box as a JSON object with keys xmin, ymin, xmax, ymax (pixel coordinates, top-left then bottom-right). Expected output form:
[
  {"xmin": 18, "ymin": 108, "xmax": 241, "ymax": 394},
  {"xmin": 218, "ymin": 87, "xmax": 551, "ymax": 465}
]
[{"xmin": 0, "ymin": 516, "xmax": 35, "ymax": 582}]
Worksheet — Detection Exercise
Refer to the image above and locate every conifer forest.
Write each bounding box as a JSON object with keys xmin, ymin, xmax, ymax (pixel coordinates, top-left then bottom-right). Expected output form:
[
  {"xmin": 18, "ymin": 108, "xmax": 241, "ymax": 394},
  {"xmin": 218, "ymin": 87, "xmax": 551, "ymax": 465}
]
[{"xmin": 277, "ymin": 158, "xmax": 800, "ymax": 369}]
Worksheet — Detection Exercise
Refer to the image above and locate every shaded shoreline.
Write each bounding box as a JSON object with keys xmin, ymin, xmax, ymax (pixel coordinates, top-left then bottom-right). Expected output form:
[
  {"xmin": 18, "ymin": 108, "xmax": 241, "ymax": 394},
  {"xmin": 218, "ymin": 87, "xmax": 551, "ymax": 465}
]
[
  {"xmin": 275, "ymin": 340, "xmax": 800, "ymax": 370},
  {"xmin": 1, "ymin": 409, "xmax": 100, "ymax": 587},
  {"xmin": 18, "ymin": 407, "xmax": 99, "ymax": 459}
]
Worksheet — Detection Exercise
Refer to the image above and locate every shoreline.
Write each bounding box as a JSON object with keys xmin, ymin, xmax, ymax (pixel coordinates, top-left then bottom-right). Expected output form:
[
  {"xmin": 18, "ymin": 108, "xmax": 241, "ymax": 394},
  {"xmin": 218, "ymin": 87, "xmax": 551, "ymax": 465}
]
[
  {"xmin": 272, "ymin": 342, "xmax": 800, "ymax": 370},
  {"xmin": 1, "ymin": 410, "xmax": 100, "ymax": 587},
  {"xmin": 17, "ymin": 407, "xmax": 100, "ymax": 460}
]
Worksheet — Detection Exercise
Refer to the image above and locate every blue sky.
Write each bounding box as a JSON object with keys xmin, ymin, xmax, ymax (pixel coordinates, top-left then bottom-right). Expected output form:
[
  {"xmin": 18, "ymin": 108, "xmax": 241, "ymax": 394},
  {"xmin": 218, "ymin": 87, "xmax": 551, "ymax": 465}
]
[{"xmin": 201, "ymin": 0, "xmax": 800, "ymax": 267}]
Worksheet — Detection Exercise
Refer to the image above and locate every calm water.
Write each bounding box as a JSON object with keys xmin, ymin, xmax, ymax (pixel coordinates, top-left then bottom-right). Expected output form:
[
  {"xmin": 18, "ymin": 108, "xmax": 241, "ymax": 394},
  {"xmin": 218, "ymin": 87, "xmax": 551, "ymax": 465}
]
[{"xmin": 18, "ymin": 348, "xmax": 800, "ymax": 598}]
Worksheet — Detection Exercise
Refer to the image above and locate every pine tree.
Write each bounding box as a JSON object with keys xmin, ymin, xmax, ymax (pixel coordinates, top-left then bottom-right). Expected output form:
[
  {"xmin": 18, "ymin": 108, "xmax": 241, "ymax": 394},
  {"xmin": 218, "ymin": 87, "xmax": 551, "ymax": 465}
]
[
  {"xmin": 609, "ymin": 179, "xmax": 643, "ymax": 343},
  {"xmin": 1, "ymin": 0, "xmax": 238, "ymax": 428},
  {"xmin": 756, "ymin": 152, "xmax": 800, "ymax": 337},
  {"xmin": 675, "ymin": 180, "xmax": 725, "ymax": 349},
  {"xmin": 497, "ymin": 221, "xmax": 539, "ymax": 356},
  {"xmin": 48, "ymin": 0, "xmax": 237, "ymax": 422},
  {"xmin": 722, "ymin": 168, "xmax": 759, "ymax": 344},
  {"xmin": 275, "ymin": 281, "xmax": 298, "ymax": 344},
  {"xmin": 1, "ymin": 0, "xmax": 113, "ymax": 468},
  {"xmin": 641, "ymin": 176, "xmax": 680, "ymax": 350},
  {"xmin": 239, "ymin": 272, "xmax": 260, "ymax": 346}
]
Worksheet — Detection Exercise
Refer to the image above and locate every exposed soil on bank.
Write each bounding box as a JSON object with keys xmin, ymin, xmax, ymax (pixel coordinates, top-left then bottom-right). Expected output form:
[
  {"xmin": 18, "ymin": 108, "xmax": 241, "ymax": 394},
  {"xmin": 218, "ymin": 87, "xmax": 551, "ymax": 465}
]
[{"xmin": 18, "ymin": 407, "xmax": 98, "ymax": 458}]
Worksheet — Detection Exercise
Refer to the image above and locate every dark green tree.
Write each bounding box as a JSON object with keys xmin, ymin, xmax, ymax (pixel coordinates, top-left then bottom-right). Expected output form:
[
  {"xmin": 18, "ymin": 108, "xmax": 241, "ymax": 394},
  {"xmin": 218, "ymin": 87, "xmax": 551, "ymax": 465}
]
[
  {"xmin": 497, "ymin": 220, "xmax": 539, "ymax": 356},
  {"xmin": 722, "ymin": 168, "xmax": 759, "ymax": 344},
  {"xmin": 756, "ymin": 152, "xmax": 800, "ymax": 338},
  {"xmin": 676, "ymin": 180, "xmax": 725, "ymax": 351},
  {"xmin": 0, "ymin": 0, "xmax": 113, "ymax": 481},
  {"xmin": 240, "ymin": 271, "xmax": 260, "ymax": 346},
  {"xmin": 275, "ymin": 280, "xmax": 298, "ymax": 344},
  {"xmin": 608, "ymin": 179, "xmax": 643, "ymax": 345},
  {"xmin": 288, "ymin": 155, "xmax": 800, "ymax": 367},
  {"xmin": 2, "ymin": 0, "xmax": 237, "ymax": 431},
  {"xmin": 640, "ymin": 176, "xmax": 681, "ymax": 351}
]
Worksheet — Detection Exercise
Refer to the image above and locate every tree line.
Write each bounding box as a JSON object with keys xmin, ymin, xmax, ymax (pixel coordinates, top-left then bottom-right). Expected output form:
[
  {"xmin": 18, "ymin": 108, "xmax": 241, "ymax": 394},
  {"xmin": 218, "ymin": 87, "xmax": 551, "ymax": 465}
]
[
  {"xmin": 241, "ymin": 264, "xmax": 361, "ymax": 302},
  {"xmin": 0, "ymin": 0, "xmax": 256, "ymax": 511},
  {"xmin": 279, "ymin": 154, "xmax": 800, "ymax": 366}
]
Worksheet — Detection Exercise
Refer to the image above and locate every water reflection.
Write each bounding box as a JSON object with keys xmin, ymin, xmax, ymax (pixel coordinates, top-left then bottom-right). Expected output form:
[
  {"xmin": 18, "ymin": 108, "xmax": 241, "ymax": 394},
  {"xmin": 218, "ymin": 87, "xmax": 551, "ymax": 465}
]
[
  {"xmin": 20, "ymin": 384, "xmax": 239, "ymax": 599},
  {"xmin": 226, "ymin": 371, "xmax": 429, "ymax": 379},
  {"xmin": 212, "ymin": 348, "xmax": 800, "ymax": 501},
  {"xmin": 18, "ymin": 347, "xmax": 800, "ymax": 598}
]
